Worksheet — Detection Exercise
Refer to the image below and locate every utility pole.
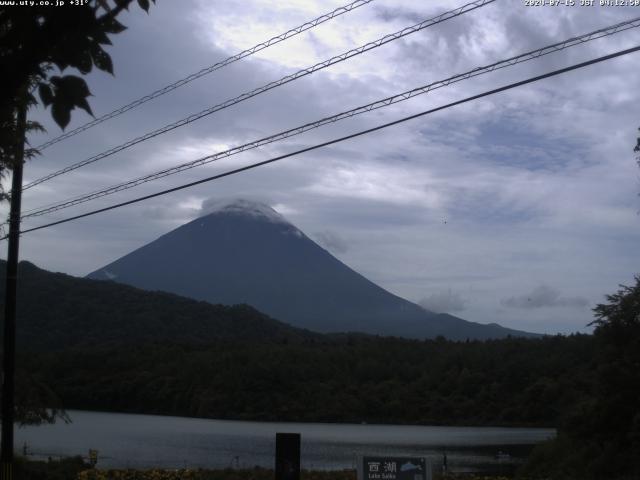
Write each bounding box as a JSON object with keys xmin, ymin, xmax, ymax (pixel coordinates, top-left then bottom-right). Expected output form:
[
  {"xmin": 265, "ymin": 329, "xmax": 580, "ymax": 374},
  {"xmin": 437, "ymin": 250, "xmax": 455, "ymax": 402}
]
[{"xmin": 1, "ymin": 98, "xmax": 27, "ymax": 480}]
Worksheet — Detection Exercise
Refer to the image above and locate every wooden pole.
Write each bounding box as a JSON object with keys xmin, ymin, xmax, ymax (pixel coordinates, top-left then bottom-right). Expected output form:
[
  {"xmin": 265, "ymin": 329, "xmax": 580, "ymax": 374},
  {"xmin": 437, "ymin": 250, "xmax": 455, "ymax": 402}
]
[{"xmin": 1, "ymin": 98, "xmax": 27, "ymax": 480}]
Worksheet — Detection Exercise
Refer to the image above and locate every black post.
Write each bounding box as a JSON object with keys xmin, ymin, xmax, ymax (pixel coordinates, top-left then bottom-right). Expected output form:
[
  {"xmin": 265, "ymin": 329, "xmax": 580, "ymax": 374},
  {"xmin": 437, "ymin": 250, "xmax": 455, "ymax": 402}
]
[
  {"xmin": 275, "ymin": 433, "xmax": 300, "ymax": 480},
  {"xmin": 1, "ymin": 100, "xmax": 27, "ymax": 480}
]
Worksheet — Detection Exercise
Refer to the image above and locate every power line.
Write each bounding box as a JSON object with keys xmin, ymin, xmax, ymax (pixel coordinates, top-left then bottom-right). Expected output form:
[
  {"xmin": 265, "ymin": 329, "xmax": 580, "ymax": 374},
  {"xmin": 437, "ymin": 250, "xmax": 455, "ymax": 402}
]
[
  {"xmin": 22, "ymin": 0, "xmax": 496, "ymax": 191},
  {"xmin": 33, "ymin": 0, "xmax": 376, "ymax": 152},
  {"xmin": 11, "ymin": 44, "xmax": 640, "ymax": 240},
  {"xmin": 21, "ymin": 16, "xmax": 640, "ymax": 219}
]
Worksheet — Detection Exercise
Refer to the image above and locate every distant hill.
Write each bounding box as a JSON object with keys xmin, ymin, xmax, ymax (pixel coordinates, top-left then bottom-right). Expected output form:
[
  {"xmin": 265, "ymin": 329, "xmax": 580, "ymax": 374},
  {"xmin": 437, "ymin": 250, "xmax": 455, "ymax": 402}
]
[
  {"xmin": 87, "ymin": 199, "xmax": 535, "ymax": 340},
  {"xmin": 0, "ymin": 260, "xmax": 315, "ymax": 352}
]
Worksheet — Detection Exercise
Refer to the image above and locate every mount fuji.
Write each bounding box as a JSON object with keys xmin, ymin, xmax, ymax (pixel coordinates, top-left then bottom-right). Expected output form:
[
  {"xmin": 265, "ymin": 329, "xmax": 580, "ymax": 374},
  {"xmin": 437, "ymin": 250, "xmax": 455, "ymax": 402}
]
[{"xmin": 87, "ymin": 199, "xmax": 534, "ymax": 340}]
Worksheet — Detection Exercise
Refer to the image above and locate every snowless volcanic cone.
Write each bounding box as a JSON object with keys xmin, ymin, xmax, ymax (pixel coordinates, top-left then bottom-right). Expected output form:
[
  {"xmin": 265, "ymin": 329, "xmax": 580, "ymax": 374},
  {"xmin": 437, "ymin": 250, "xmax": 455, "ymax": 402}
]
[{"xmin": 87, "ymin": 199, "xmax": 534, "ymax": 340}]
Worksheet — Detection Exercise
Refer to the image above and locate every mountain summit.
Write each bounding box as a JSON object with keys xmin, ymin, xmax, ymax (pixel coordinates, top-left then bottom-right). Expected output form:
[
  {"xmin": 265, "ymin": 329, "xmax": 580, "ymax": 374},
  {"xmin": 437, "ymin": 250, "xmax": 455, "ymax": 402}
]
[{"xmin": 87, "ymin": 199, "xmax": 533, "ymax": 340}]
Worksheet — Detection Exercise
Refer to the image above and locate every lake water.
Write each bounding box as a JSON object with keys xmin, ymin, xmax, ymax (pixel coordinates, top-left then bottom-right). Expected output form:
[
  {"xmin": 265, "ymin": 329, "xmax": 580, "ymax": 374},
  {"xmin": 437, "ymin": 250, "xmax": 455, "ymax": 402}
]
[{"xmin": 16, "ymin": 410, "xmax": 555, "ymax": 473}]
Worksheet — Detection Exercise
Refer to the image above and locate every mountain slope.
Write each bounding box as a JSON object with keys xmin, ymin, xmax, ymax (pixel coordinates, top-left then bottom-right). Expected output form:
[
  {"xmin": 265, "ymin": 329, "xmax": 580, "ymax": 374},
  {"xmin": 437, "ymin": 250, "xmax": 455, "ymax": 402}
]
[
  {"xmin": 0, "ymin": 260, "xmax": 315, "ymax": 352},
  {"xmin": 87, "ymin": 200, "xmax": 534, "ymax": 340}
]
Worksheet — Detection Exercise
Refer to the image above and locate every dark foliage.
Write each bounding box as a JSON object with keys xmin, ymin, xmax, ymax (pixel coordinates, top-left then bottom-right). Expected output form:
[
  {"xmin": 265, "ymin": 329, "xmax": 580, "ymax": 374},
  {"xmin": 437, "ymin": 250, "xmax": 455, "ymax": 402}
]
[
  {"xmin": 14, "ymin": 456, "xmax": 89, "ymax": 480},
  {"xmin": 0, "ymin": 361, "xmax": 68, "ymax": 425},
  {"xmin": 0, "ymin": 260, "xmax": 317, "ymax": 352},
  {"xmin": 0, "ymin": 0, "xmax": 155, "ymax": 197},
  {"xmin": 1, "ymin": 0, "xmax": 154, "ymax": 126},
  {"xmin": 21, "ymin": 334, "xmax": 594, "ymax": 427},
  {"xmin": 521, "ymin": 277, "xmax": 640, "ymax": 479}
]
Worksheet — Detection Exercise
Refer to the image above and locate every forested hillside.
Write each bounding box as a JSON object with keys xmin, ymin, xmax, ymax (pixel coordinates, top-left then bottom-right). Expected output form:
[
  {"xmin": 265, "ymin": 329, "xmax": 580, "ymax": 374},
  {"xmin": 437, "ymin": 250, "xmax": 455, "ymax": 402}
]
[
  {"xmin": 21, "ymin": 334, "xmax": 593, "ymax": 427},
  {"xmin": 0, "ymin": 261, "xmax": 317, "ymax": 351}
]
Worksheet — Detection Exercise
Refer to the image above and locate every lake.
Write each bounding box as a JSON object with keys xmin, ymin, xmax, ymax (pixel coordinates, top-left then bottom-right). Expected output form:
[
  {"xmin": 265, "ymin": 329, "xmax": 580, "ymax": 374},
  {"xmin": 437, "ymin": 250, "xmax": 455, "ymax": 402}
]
[{"xmin": 16, "ymin": 410, "xmax": 555, "ymax": 473}]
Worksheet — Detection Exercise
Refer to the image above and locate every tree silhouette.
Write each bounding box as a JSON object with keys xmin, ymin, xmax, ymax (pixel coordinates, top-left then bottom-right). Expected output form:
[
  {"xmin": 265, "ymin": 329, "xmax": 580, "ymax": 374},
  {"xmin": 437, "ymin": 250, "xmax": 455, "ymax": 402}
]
[
  {"xmin": 0, "ymin": 0, "xmax": 155, "ymax": 197},
  {"xmin": 0, "ymin": 0, "xmax": 155, "ymax": 426}
]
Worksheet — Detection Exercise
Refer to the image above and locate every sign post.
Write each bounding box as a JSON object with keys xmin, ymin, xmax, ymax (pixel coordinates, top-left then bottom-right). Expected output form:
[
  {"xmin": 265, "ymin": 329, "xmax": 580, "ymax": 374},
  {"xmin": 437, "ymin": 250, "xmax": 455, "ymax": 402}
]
[{"xmin": 275, "ymin": 433, "xmax": 300, "ymax": 480}]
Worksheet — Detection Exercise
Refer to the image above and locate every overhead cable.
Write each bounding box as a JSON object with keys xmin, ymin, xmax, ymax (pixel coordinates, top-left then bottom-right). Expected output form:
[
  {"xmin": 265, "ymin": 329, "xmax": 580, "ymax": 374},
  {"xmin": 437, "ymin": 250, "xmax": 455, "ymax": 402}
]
[
  {"xmin": 33, "ymin": 0, "xmax": 376, "ymax": 151},
  {"xmin": 22, "ymin": 0, "xmax": 497, "ymax": 191},
  {"xmin": 21, "ymin": 16, "xmax": 640, "ymax": 219},
  {"xmin": 11, "ymin": 44, "xmax": 640, "ymax": 239}
]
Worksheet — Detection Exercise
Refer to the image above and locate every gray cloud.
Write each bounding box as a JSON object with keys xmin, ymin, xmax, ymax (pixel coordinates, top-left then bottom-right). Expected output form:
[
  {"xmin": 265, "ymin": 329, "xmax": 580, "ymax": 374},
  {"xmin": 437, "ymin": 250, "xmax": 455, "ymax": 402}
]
[
  {"xmin": 419, "ymin": 290, "xmax": 467, "ymax": 314},
  {"xmin": 501, "ymin": 285, "xmax": 589, "ymax": 310},
  {"xmin": 374, "ymin": 5, "xmax": 424, "ymax": 24},
  {"xmin": 314, "ymin": 230, "xmax": 349, "ymax": 254}
]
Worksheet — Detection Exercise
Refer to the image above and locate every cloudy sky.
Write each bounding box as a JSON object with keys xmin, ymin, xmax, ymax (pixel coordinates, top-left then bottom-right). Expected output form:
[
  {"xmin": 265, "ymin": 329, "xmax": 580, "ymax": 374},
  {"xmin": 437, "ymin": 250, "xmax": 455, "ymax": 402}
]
[{"xmin": 5, "ymin": 0, "xmax": 640, "ymax": 334}]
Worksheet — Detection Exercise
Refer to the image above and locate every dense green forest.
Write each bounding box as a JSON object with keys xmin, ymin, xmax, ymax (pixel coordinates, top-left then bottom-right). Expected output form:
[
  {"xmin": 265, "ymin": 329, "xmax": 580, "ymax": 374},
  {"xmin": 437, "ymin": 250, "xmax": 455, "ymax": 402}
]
[{"xmin": 20, "ymin": 334, "xmax": 593, "ymax": 427}]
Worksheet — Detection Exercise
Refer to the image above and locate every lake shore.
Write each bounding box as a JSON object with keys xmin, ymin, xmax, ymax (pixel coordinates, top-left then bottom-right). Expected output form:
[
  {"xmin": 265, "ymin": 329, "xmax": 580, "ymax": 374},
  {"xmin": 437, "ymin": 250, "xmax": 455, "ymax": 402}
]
[{"xmin": 17, "ymin": 410, "xmax": 553, "ymax": 475}]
